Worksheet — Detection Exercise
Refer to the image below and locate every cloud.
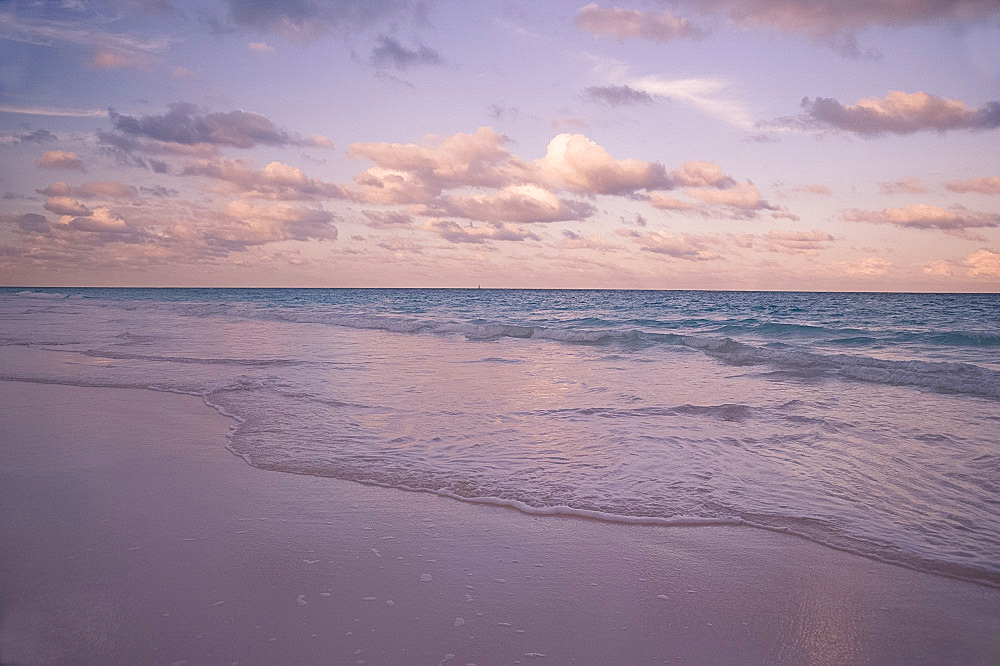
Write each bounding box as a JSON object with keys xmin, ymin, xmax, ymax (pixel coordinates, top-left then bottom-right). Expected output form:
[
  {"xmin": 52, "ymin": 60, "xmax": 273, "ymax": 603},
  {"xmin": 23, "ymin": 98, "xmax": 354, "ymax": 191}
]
[
  {"xmin": 583, "ymin": 85, "xmax": 655, "ymax": 107},
  {"xmin": 347, "ymin": 127, "xmax": 519, "ymax": 204},
  {"xmin": 800, "ymin": 91, "xmax": 1000, "ymax": 136},
  {"xmin": 0, "ymin": 104, "xmax": 108, "ymax": 118},
  {"xmin": 648, "ymin": 193, "xmax": 696, "ymax": 210},
  {"xmin": 5, "ymin": 213, "xmax": 51, "ymax": 234},
  {"xmin": 616, "ymin": 228, "xmax": 720, "ymax": 260},
  {"xmin": 65, "ymin": 207, "xmax": 128, "ymax": 233},
  {"xmin": 214, "ymin": 0, "xmax": 421, "ymax": 42},
  {"xmin": 761, "ymin": 229, "xmax": 835, "ymax": 253},
  {"xmin": 10, "ymin": 129, "xmax": 58, "ymax": 143},
  {"xmin": 0, "ymin": 13, "xmax": 170, "ymax": 70},
  {"xmin": 345, "ymin": 127, "xmax": 767, "ymax": 228},
  {"xmin": 839, "ymin": 256, "xmax": 891, "ymax": 276},
  {"xmin": 946, "ymin": 177, "xmax": 1000, "ymax": 195},
  {"xmin": 91, "ymin": 51, "xmax": 143, "ymax": 70},
  {"xmin": 685, "ymin": 181, "xmax": 776, "ymax": 212},
  {"xmin": 794, "ymin": 184, "xmax": 832, "ymax": 196},
  {"xmin": 488, "ymin": 104, "xmax": 519, "ymax": 121},
  {"xmin": 558, "ymin": 230, "xmax": 621, "ymax": 252},
  {"xmin": 44, "ymin": 196, "xmax": 91, "ymax": 216},
  {"xmin": 40, "ymin": 181, "xmax": 139, "ymax": 199},
  {"xmin": 843, "ymin": 204, "xmax": 1000, "ymax": 236},
  {"xmin": 249, "ymin": 41, "xmax": 275, "ymax": 53},
  {"xmin": 208, "ymin": 201, "xmax": 338, "ymax": 248},
  {"xmin": 419, "ymin": 185, "xmax": 596, "ymax": 223},
  {"xmin": 109, "ymin": 103, "xmax": 332, "ymax": 149},
  {"xmin": 668, "ymin": 1, "xmax": 1000, "ymax": 56},
  {"xmin": 575, "ymin": 3, "xmax": 703, "ymax": 42},
  {"xmin": 671, "ymin": 0, "xmax": 1000, "ymax": 33},
  {"xmin": 630, "ymin": 76, "xmax": 753, "ymax": 128},
  {"xmin": 923, "ymin": 260, "xmax": 953, "ymax": 276},
  {"xmin": 362, "ymin": 210, "xmax": 414, "ymax": 228},
  {"xmin": 966, "ymin": 249, "xmax": 1000, "ymax": 277},
  {"xmin": 532, "ymin": 133, "xmax": 672, "ymax": 195},
  {"xmin": 172, "ymin": 66, "xmax": 196, "ymax": 79},
  {"xmin": 669, "ymin": 161, "xmax": 735, "ymax": 188},
  {"xmin": 37, "ymin": 151, "xmax": 84, "ymax": 171},
  {"xmin": 370, "ymin": 35, "xmax": 441, "ymax": 70},
  {"xmin": 878, "ymin": 177, "xmax": 928, "ymax": 194},
  {"xmin": 422, "ymin": 219, "xmax": 540, "ymax": 244},
  {"xmin": 180, "ymin": 159, "xmax": 345, "ymax": 200}
]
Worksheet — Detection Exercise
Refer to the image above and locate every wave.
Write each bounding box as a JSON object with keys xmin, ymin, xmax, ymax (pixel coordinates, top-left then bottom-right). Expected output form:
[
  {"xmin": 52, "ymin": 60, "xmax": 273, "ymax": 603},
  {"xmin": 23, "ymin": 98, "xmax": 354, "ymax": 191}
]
[
  {"xmin": 78, "ymin": 350, "xmax": 304, "ymax": 366},
  {"xmin": 219, "ymin": 433, "xmax": 1000, "ymax": 589},
  {"xmin": 223, "ymin": 310, "xmax": 1000, "ymax": 398},
  {"xmin": 15, "ymin": 290, "xmax": 69, "ymax": 299}
]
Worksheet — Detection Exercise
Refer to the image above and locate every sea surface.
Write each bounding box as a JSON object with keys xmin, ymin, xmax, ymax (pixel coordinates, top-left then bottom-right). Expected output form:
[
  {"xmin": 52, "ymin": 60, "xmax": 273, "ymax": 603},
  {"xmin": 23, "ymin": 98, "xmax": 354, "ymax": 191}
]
[{"xmin": 2, "ymin": 288, "xmax": 998, "ymax": 585}]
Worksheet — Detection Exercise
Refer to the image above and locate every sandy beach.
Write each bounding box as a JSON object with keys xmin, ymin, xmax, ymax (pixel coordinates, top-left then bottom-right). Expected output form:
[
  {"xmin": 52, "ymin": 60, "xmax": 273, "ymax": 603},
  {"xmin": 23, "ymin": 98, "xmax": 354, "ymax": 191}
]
[{"xmin": 1, "ymin": 379, "xmax": 998, "ymax": 665}]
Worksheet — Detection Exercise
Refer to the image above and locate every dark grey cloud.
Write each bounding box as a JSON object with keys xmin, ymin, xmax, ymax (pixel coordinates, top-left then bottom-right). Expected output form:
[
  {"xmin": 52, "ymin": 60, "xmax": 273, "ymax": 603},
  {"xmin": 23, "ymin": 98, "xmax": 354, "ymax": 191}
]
[
  {"xmin": 370, "ymin": 35, "xmax": 441, "ymax": 70},
  {"xmin": 488, "ymin": 103, "xmax": 519, "ymax": 121},
  {"xmin": 16, "ymin": 129, "xmax": 58, "ymax": 143},
  {"xmin": 11, "ymin": 213, "xmax": 51, "ymax": 233},
  {"xmin": 109, "ymin": 102, "xmax": 315, "ymax": 149},
  {"xmin": 140, "ymin": 185, "xmax": 179, "ymax": 198},
  {"xmin": 584, "ymin": 85, "xmax": 655, "ymax": 107}
]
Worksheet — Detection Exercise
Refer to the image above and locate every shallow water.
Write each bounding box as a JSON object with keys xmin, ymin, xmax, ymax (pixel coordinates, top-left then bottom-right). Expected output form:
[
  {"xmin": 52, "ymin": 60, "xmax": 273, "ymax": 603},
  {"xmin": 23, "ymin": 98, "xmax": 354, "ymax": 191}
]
[{"xmin": 2, "ymin": 287, "xmax": 998, "ymax": 585}]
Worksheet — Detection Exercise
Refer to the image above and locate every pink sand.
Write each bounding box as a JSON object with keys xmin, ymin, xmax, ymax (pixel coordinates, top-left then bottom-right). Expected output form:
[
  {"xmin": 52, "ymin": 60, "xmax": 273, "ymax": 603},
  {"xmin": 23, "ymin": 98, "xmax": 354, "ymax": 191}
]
[{"xmin": 1, "ymin": 380, "xmax": 998, "ymax": 664}]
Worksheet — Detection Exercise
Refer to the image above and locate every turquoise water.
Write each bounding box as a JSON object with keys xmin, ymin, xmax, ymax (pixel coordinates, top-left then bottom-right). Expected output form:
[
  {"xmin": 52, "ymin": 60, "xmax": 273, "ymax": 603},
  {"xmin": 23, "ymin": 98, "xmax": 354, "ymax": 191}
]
[{"xmin": 2, "ymin": 288, "xmax": 998, "ymax": 585}]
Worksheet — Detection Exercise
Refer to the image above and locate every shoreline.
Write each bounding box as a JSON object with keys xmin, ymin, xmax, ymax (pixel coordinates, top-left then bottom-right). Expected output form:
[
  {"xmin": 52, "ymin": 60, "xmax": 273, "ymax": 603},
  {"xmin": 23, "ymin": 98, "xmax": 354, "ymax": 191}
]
[{"xmin": 2, "ymin": 379, "xmax": 998, "ymax": 664}]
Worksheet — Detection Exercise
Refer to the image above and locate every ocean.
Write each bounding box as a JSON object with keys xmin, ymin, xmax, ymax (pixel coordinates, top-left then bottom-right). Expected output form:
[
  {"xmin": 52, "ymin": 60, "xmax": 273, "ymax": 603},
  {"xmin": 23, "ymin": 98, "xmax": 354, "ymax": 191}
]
[{"xmin": 2, "ymin": 288, "xmax": 998, "ymax": 586}]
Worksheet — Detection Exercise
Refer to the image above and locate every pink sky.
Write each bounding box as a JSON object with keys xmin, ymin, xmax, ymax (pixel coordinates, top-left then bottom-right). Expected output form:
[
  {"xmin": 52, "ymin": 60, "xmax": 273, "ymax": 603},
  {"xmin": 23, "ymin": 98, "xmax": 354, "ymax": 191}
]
[{"xmin": 1, "ymin": 1, "xmax": 999, "ymax": 290}]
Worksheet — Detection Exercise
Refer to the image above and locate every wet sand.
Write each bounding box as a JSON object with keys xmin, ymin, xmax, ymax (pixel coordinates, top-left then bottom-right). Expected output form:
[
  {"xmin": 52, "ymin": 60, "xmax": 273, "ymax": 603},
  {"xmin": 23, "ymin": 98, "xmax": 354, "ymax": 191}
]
[{"xmin": 1, "ymin": 380, "xmax": 998, "ymax": 665}]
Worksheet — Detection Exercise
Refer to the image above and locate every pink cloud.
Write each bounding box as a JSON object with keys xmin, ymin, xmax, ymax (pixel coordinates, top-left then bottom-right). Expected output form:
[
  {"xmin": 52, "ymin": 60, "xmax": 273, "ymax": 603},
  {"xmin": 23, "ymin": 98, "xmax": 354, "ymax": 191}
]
[
  {"xmin": 422, "ymin": 219, "xmax": 540, "ymax": 244},
  {"xmin": 794, "ymin": 184, "xmax": 833, "ymax": 196},
  {"xmin": 761, "ymin": 229, "xmax": 835, "ymax": 253},
  {"xmin": 361, "ymin": 210, "xmax": 414, "ymax": 228},
  {"xmin": 347, "ymin": 127, "xmax": 518, "ymax": 203},
  {"xmin": 669, "ymin": 161, "xmax": 735, "ymax": 188},
  {"xmin": 648, "ymin": 193, "xmax": 696, "ymax": 210},
  {"xmin": 839, "ymin": 256, "xmax": 891, "ymax": 276},
  {"xmin": 44, "ymin": 196, "xmax": 91, "ymax": 216},
  {"xmin": 801, "ymin": 91, "xmax": 1000, "ymax": 136},
  {"xmin": 558, "ymin": 230, "xmax": 621, "ymax": 252},
  {"xmin": 531, "ymin": 133, "xmax": 672, "ymax": 195},
  {"xmin": 966, "ymin": 249, "xmax": 1000, "ymax": 277},
  {"xmin": 945, "ymin": 177, "xmax": 1000, "ymax": 195},
  {"xmin": 684, "ymin": 181, "xmax": 776, "ymax": 212},
  {"xmin": 878, "ymin": 177, "xmax": 928, "ymax": 195},
  {"xmin": 421, "ymin": 185, "xmax": 596, "ymax": 223},
  {"xmin": 843, "ymin": 203, "xmax": 999, "ymax": 236},
  {"xmin": 37, "ymin": 151, "xmax": 84, "ymax": 171},
  {"xmin": 575, "ymin": 3, "xmax": 703, "ymax": 42},
  {"xmin": 91, "ymin": 51, "xmax": 138, "ymax": 69},
  {"xmin": 40, "ymin": 181, "xmax": 139, "ymax": 199},
  {"xmin": 616, "ymin": 228, "xmax": 720, "ymax": 261},
  {"xmin": 181, "ymin": 160, "xmax": 345, "ymax": 200},
  {"xmin": 65, "ymin": 207, "xmax": 128, "ymax": 233}
]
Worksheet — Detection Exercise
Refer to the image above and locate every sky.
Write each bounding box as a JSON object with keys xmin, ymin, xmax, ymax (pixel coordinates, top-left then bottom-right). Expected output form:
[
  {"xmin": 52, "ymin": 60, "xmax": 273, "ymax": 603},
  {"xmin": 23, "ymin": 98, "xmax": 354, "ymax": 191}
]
[{"xmin": 1, "ymin": 0, "xmax": 999, "ymax": 290}]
